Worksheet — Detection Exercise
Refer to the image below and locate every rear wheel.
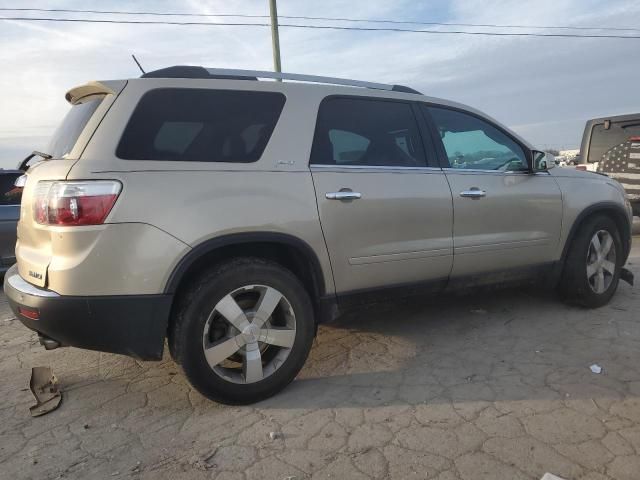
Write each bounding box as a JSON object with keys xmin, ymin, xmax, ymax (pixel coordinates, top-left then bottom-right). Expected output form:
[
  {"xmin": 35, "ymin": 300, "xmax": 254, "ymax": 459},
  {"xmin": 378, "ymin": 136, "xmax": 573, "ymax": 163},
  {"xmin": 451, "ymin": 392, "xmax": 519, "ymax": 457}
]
[
  {"xmin": 560, "ymin": 215, "xmax": 622, "ymax": 308},
  {"xmin": 170, "ymin": 258, "xmax": 315, "ymax": 404}
]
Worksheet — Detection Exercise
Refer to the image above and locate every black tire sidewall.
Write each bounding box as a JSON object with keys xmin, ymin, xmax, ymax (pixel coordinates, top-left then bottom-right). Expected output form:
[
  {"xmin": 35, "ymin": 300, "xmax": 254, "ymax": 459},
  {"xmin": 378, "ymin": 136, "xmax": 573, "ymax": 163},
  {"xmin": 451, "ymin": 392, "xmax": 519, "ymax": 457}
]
[{"xmin": 176, "ymin": 259, "xmax": 315, "ymax": 404}]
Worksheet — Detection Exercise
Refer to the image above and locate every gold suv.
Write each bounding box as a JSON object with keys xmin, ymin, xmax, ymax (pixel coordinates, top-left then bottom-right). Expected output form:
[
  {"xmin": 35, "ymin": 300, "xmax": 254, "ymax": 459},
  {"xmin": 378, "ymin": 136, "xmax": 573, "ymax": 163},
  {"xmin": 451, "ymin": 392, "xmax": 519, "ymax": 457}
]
[{"xmin": 4, "ymin": 66, "xmax": 634, "ymax": 404}]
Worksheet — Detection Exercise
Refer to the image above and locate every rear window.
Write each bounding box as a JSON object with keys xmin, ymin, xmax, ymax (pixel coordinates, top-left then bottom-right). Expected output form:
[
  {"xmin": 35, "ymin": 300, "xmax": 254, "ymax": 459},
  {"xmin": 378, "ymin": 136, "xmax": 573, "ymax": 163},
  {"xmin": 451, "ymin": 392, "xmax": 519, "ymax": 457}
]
[
  {"xmin": 47, "ymin": 95, "xmax": 105, "ymax": 159},
  {"xmin": 116, "ymin": 89, "xmax": 286, "ymax": 162},
  {"xmin": 588, "ymin": 121, "xmax": 640, "ymax": 163}
]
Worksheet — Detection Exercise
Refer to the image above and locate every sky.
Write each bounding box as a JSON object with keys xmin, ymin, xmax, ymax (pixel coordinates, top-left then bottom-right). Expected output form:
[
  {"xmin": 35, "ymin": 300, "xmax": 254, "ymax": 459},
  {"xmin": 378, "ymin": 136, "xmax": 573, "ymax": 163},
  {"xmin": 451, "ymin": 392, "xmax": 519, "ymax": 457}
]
[{"xmin": 0, "ymin": 0, "xmax": 639, "ymax": 168}]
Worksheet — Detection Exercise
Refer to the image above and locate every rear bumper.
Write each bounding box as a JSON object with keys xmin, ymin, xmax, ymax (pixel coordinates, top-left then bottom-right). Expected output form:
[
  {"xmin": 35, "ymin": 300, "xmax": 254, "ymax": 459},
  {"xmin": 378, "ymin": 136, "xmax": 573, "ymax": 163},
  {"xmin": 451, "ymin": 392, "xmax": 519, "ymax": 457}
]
[{"xmin": 3, "ymin": 265, "xmax": 172, "ymax": 360}]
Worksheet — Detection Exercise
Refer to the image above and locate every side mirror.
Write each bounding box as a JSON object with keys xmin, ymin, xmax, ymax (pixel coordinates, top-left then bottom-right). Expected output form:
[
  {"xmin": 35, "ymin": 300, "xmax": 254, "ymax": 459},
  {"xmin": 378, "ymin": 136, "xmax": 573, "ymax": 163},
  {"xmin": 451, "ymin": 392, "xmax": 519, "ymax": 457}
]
[{"xmin": 532, "ymin": 150, "xmax": 556, "ymax": 171}]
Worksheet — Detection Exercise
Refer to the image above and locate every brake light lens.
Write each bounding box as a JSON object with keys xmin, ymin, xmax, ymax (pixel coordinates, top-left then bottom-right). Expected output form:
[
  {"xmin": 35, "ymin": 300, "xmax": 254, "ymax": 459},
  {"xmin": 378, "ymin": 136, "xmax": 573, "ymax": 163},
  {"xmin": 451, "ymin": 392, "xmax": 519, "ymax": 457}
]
[{"xmin": 34, "ymin": 180, "xmax": 121, "ymax": 226}]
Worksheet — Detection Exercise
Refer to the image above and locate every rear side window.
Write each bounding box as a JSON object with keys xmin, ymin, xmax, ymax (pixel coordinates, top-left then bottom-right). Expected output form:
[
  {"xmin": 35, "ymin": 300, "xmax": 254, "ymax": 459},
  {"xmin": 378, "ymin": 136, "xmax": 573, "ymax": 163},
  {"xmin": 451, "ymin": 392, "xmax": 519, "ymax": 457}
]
[
  {"xmin": 311, "ymin": 97, "xmax": 427, "ymax": 167},
  {"xmin": 117, "ymin": 89, "xmax": 286, "ymax": 162},
  {"xmin": 48, "ymin": 95, "xmax": 105, "ymax": 159},
  {"xmin": 588, "ymin": 122, "xmax": 640, "ymax": 163}
]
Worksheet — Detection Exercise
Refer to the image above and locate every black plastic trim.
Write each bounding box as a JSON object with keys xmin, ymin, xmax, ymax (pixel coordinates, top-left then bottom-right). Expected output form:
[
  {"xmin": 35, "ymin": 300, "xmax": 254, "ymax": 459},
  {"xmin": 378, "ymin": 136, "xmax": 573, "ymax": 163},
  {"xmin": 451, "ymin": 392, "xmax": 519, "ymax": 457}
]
[
  {"xmin": 4, "ymin": 270, "xmax": 172, "ymax": 360},
  {"xmin": 392, "ymin": 85, "xmax": 423, "ymax": 94},
  {"xmin": 164, "ymin": 232, "xmax": 327, "ymax": 297},
  {"xmin": 559, "ymin": 201, "xmax": 632, "ymax": 269},
  {"xmin": 141, "ymin": 65, "xmax": 257, "ymax": 80}
]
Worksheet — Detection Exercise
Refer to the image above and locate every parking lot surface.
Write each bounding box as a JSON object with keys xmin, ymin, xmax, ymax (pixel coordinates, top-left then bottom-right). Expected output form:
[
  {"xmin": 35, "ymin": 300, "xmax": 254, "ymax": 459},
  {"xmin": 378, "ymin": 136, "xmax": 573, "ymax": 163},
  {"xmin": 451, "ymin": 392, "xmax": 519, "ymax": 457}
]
[{"xmin": 1, "ymin": 240, "xmax": 639, "ymax": 480}]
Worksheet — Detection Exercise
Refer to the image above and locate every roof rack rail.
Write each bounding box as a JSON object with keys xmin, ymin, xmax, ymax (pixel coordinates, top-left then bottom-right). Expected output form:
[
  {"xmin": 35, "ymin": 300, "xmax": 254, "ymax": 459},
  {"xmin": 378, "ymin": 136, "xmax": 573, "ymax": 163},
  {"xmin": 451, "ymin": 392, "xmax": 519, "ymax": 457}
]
[
  {"xmin": 206, "ymin": 68, "xmax": 395, "ymax": 91},
  {"xmin": 141, "ymin": 66, "xmax": 421, "ymax": 94}
]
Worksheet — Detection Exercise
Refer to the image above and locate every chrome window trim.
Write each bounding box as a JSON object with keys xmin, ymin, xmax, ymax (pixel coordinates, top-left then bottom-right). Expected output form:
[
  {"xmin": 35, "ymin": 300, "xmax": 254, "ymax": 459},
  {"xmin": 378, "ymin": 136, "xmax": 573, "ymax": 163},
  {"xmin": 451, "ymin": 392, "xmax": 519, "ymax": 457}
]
[
  {"xmin": 310, "ymin": 164, "xmax": 443, "ymax": 173},
  {"xmin": 442, "ymin": 168, "xmax": 534, "ymax": 175}
]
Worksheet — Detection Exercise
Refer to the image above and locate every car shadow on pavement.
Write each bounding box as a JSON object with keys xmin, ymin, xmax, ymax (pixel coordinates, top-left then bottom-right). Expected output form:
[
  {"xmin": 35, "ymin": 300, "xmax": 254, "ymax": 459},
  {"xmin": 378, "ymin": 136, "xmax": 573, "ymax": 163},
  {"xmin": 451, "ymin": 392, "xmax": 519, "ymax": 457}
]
[{"xmin": 256, "ymin": 281, "xmax": 639, "ymax": 410}]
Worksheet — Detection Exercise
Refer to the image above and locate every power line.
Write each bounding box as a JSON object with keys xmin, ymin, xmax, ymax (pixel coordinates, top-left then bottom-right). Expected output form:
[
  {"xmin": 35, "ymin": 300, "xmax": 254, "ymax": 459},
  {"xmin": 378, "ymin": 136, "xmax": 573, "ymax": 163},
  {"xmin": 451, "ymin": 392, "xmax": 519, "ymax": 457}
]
[
  {"xmin": 1, "ymin": 6, "xmax": 639, "ymax": 34},
  {"xmin": 1, "ymin": 16, "xmax": 640, "ymax": 39}
]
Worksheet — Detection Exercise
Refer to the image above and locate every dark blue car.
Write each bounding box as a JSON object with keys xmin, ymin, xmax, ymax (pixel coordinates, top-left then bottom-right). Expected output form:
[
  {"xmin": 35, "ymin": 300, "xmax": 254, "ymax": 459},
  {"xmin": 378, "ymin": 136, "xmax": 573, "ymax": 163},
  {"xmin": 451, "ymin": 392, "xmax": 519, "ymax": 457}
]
[{"xmin": 0, "ymin": 170, "xmax": 22, "ymax": 274}]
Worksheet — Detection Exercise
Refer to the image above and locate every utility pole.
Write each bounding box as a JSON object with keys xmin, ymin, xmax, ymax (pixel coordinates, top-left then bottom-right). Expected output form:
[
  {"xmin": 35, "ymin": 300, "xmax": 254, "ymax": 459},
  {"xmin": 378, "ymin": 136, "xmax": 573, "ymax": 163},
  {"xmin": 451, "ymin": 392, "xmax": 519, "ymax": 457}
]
[{"xmin": 269, "ymin": 0, "xmax": 282, "ymax": 79}]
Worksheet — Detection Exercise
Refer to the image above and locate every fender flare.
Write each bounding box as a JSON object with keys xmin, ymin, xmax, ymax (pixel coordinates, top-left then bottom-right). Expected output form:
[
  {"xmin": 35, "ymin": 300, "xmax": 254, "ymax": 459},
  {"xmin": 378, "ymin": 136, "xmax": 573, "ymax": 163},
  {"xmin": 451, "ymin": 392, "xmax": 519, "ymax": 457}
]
[
  {"xmin": 560, "ymin": 201, "xmax": 632, "ymax": 266},
  {"xmin": 164, "ymin": 232, "xmax": 327, "ymax": 297}
]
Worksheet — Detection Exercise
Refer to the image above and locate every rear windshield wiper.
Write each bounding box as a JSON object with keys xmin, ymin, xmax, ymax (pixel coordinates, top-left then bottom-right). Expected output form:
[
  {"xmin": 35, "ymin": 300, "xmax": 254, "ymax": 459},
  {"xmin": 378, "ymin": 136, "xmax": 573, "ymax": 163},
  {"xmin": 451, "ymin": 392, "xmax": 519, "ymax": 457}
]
[{"xmin": 18, "ymin": 151, "xmax": 53, "ymax": 171}]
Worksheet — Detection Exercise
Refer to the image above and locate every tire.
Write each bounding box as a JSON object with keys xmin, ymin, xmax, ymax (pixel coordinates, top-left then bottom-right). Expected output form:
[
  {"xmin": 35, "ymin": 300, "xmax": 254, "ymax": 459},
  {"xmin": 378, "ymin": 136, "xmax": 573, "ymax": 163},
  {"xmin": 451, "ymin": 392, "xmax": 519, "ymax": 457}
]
[
  {"xmin": 560, "ymin": 215, "xmax": 622, "ymax": 308},
  {"xmin": 169, "ymin": 258, "xmax": 315, "ymax": 404}
]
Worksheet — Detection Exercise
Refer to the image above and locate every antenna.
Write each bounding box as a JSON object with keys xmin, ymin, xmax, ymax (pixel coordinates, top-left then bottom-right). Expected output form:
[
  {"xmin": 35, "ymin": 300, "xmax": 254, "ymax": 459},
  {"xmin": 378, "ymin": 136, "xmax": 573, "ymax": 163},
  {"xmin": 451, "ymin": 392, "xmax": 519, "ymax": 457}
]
[{"xmin": 131, "ymin": 54, "xmax": 145, "ymax": 74}]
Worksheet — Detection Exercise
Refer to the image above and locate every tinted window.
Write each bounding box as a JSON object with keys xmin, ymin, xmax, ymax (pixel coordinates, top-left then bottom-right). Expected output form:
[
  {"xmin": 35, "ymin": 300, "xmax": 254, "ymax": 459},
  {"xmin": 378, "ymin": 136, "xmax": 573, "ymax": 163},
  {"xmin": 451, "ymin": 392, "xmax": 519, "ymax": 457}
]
[
  {"xmin": 426, "ymin": 106, "xmax": 528, "ymax": 171},
  {"xmin": 117, "ymin": 89, "xmax": 286, "ymax": 162},
  {"xmin": 48, "ymin": 96, "xmax": 104, "ymax": 159},
  {"xmin": 588, "ymin": 122, "xmax": 640, "ymax": 163},
  {"xmin": 0, "ymin": 172, "xmax": 22, "ymax": 206},
  {"xmin": 311, "ymin": 98, "xmax": 426, "ymax": 167}
]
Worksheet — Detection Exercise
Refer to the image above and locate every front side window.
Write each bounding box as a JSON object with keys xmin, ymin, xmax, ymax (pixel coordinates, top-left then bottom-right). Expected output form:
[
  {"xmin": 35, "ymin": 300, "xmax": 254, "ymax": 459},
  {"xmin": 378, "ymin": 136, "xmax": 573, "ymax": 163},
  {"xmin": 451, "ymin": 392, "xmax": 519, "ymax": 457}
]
[
  {"xmin": 117, "ymin": 89, "xmax": 286, "ymax": 162},
  {"xmin": 311, "ymin": 97, "xmax": 427, "ymax": 167},
  {"xmin": 426, "ymin": 106, "xmax": 528, "ymax": 172}
]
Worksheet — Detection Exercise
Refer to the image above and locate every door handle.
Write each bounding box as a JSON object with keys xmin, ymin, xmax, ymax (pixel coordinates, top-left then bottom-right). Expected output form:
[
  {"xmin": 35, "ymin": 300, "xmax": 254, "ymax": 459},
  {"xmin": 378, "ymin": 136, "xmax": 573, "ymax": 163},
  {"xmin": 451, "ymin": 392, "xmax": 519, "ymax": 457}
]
[
  {"xmin": 459, "ymin": 188, "xmax": 486, "ymax": 199},
  {"xmin": 325, "ymin": 191, "xmax": 362, "ymax": 200}
]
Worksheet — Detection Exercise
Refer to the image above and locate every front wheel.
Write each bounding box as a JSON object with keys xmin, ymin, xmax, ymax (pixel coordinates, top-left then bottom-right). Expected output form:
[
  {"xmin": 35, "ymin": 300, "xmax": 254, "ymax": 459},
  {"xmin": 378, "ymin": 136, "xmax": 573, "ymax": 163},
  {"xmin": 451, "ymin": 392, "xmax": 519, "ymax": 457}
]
[
  {"xmin": 170, "ymin": 258, "xmax": 315, "ymax": 404},
  {"xmin": 560, "ymin": 215, "xmax": 622, "ymax": 308}
]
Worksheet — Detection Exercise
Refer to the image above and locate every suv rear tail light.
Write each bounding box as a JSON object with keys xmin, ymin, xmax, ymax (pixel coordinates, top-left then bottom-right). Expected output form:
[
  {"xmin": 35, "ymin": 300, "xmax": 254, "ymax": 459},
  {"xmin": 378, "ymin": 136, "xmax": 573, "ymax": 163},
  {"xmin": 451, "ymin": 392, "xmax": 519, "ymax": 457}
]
[{"xmin": 34, "ymin": 180, "xmax": 121, "ymax": 226}]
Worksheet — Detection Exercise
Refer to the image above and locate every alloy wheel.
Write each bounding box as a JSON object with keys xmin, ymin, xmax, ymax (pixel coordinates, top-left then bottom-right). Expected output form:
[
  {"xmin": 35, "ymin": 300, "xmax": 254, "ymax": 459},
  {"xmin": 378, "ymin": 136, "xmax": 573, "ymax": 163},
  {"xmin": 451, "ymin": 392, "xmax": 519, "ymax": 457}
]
[
  {"xmin": 202, "ymin": 285, "xmax": 296, "ymax": 384},
  {"xmin": 586, "ymin": 230, "xmax": 616, "ymax": 294}
]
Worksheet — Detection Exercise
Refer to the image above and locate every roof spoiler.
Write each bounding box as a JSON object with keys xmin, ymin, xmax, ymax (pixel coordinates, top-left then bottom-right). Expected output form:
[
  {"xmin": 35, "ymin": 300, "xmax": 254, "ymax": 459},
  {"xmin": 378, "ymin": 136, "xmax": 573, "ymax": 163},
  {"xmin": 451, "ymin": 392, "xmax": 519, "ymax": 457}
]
[{"xmin": 65, "ymin": 80, "xmax": 127, "ymax": 105}]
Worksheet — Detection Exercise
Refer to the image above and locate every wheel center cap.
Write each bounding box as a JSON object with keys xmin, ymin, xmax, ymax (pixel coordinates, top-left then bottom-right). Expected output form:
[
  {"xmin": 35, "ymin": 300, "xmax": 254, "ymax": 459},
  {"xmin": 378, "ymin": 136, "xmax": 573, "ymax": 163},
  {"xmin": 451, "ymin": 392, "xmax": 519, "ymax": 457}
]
[{"xmin": 242, "ymin": 324, "xmax": 260, "ymax": 343}]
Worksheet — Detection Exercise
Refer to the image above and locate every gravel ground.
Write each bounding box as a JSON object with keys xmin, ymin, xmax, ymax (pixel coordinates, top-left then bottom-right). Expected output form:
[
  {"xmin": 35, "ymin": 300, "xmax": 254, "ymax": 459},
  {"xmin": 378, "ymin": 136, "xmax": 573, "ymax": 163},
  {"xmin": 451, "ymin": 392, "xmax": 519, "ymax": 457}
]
[{"xmin": 0, "ymin": 240, "xmax": 639, "ymax": 480}]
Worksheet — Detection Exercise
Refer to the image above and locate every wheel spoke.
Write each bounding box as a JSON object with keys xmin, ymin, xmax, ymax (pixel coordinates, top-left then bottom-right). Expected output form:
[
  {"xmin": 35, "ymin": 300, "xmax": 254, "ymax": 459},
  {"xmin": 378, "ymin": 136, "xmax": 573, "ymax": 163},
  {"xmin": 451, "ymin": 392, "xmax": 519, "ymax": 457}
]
[
  {"xmin": 215, "ymin": 294, "xmax": 250, "ymax": 330},
  {"xmin": 259, "ymin": 327, "xmax": 296, "ymax": 348},
  {"xmin": 252, "ymin": 287, "xmax": 283, "ymax": 328},
  {"xmin": 602, "ymin": 260, "xmax": 616, "ymax": 275},
  {"xmin": 596, "ymin": 270, "xmax": 605, "ymax": 293},
  {"xmin": 243, "ymin": 343, "xmax": 263, "ymax": 382},
  {"xmin": 586, "ymin": 262, "xmax": 598, "ymax": 278},
  {"xmin": 601, "ymin": 234, "xmax": 613, "ymax": 256},
  {"xmin": 204, "ymin": 336, "xmax": 243, "ymax": 368},
  {"xmin": 591, "ymin": 234, "xmax": 602, "ymax": 254}
]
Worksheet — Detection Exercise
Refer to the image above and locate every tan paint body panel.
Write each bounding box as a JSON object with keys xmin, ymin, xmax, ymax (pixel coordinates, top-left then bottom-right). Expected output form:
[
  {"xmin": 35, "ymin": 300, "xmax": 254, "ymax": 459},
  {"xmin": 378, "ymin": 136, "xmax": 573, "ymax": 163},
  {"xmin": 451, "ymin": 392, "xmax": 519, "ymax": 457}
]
[
  {"xmin": 17, "ymin": 160, "xmax": 76, "ymax": 287},
  {"xmin": 445, "ymin": 171, "xmax": 563, "ymax": 276},
  {"xmin": 311, "ymin": 167, "xmax": 453, "ymax": 292},
  {"xmin": 548, "ymin": 167, "xmax": 629, "ymax": 260}
]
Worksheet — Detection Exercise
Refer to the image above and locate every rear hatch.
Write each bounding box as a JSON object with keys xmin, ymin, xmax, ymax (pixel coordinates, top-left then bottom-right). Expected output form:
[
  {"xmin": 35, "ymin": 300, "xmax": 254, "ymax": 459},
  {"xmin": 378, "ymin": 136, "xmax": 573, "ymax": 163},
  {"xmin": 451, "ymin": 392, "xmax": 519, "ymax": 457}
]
[{"xmin": 16, "ymin": 80, "xmax": 126, "ymax": 287}]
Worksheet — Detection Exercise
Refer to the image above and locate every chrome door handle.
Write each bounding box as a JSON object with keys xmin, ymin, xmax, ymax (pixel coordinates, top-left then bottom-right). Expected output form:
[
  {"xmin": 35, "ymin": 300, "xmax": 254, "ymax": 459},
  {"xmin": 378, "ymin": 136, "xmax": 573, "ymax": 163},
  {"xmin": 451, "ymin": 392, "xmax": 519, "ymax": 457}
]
[
  {"xmin": 325, "ymin": 191, "xmax": 362, "ymax": 200},
  {"xmin": 459, "ymin": 189, "xmax": 486, "ymax": 199}
]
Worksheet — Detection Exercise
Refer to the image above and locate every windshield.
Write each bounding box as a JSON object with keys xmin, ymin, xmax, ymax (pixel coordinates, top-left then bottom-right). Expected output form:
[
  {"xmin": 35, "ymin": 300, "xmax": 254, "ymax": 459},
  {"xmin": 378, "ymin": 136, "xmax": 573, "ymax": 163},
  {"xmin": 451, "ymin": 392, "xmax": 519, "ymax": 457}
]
[{"xmin": 47, "ymin": 95, "xmax": 105, "ymax": 159}]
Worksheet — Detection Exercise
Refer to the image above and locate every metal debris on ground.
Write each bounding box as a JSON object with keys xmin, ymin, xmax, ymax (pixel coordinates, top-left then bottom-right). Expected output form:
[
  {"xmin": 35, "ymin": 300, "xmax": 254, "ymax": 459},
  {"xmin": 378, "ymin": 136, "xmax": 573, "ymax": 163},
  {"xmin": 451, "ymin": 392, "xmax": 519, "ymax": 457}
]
[
  {"xmin": 28, "ymin": 366, "xmax": 62, "ymax": 417},
  {"xmin": 590, "ymin": 364, "xmax": 603, "ymax": 374},
  {"xmin": 540, "ymin": 473, "xmax": 568, "ymax": 480}
]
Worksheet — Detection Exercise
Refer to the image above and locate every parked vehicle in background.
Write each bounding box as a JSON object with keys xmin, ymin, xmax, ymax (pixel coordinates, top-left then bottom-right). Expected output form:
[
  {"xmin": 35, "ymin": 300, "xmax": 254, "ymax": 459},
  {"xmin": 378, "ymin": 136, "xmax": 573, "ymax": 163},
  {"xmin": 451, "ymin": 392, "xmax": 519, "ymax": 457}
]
[
  {"xmin": 578, "ymin": 113, "xmax": 640, "ymax": 216},
  {"xmin": 3, "ymin": 67, "xmax": 634, "ymax": 404},
  {"xmin": 0, "ymin": 170, "xmax": 22, "ymax": 274}
]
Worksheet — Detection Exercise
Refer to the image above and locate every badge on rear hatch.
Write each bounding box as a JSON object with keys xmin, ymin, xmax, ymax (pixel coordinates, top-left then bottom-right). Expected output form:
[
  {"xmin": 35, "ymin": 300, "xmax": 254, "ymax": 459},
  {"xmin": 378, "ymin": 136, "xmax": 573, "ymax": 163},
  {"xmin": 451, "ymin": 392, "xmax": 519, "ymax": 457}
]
[{"xmin": 28, "ymin": 270, "xmax": 43, "ymax": 280}]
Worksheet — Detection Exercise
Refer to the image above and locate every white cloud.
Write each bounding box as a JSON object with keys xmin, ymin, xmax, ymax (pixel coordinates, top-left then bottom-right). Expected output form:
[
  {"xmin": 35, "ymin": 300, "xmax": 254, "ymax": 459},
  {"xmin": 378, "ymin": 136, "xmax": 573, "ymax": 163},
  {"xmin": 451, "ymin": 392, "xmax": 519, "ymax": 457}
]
[{"xmin": 0, "ymin": 0, "xmax": 639, "ymax": 166}]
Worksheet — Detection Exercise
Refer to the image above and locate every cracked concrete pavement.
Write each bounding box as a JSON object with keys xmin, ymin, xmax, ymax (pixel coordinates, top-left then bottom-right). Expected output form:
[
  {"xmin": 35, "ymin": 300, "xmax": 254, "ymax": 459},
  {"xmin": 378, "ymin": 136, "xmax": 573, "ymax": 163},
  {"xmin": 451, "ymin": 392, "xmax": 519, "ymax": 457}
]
[{"xmin": 0, "ymin": 240, "xmax": 639, "ymax": 480}]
